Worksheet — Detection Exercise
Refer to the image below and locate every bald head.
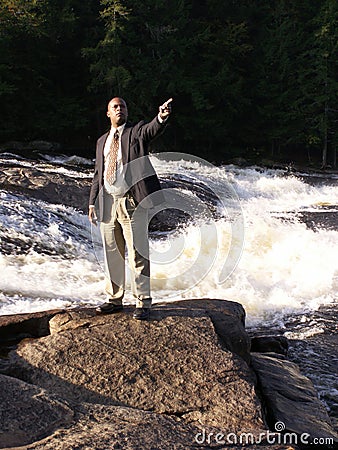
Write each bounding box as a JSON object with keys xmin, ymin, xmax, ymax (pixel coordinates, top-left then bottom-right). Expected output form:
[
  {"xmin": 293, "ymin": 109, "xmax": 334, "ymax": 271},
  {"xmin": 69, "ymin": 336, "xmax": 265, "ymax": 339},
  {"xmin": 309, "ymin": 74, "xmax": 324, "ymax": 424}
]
[{"xmin": 107, "ymin": 97, "xmax": 128, "ymax": 128}]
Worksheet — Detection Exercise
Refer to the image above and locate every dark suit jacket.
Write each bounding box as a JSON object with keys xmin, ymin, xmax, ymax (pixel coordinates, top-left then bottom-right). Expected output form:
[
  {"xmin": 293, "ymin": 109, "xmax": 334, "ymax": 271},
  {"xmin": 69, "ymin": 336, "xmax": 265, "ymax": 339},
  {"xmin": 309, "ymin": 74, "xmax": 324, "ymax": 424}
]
[{"xmin": 89, "ymin": 115, "xmax": 166, "ymax": 220}]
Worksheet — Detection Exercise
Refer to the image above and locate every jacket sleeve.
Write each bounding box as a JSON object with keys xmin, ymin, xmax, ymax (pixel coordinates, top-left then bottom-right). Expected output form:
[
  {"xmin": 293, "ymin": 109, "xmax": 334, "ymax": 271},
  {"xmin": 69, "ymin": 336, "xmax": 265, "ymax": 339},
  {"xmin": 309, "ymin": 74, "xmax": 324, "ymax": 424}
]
[
  {"xmin": 137, "ymin": 115, "xmax": 168, "ymax": 144},
  {"xmin": 88, "ymin": 142, "xmax": 101, "ymax": 207}
]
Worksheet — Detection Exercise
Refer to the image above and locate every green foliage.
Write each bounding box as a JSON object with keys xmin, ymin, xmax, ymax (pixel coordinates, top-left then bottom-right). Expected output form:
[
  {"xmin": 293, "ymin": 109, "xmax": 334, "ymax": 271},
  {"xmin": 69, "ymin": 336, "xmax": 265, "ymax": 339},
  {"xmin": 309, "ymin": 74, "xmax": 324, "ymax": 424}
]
[
  {"xmin": 298, "ymin": 0, "xmax": 338, "ymax": 167},
  {"xmin": 84, "ymin": 0, "xmax": 252, "ymax": 159},
  {"xmin": 0, "ymin": 0, "xmax": 100, "ymax": 141},
  {"xmin": 0, "ymin": 0, "xmax": 337, "ymax": 166}
]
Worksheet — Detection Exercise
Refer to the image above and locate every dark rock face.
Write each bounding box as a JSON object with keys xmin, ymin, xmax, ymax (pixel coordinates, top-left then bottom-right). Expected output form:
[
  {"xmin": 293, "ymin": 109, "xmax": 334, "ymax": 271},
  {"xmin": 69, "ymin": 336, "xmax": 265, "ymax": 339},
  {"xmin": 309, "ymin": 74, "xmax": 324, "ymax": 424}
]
[
  {"xmin": 0, "ymin": 310, "xmax": 61, "ymax": 341},
  {"xmin": 250, "ymin": 335, "xmax": 289, "ymax": 355},
  {"xmin": 251, "ymin": 353, "xmax": 338, "ymax": 446},
  {"xmin": 0, "ymin": 310, "xmax": 62, "ymax": 358}
]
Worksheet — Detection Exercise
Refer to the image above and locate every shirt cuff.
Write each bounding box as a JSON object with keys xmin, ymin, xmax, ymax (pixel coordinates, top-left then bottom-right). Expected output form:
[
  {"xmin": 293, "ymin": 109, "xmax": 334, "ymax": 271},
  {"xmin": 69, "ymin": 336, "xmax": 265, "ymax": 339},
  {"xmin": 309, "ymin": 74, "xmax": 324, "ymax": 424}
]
[{"xmin": 157, "ymin": 113, "xmax": 168, "ymax": 123}]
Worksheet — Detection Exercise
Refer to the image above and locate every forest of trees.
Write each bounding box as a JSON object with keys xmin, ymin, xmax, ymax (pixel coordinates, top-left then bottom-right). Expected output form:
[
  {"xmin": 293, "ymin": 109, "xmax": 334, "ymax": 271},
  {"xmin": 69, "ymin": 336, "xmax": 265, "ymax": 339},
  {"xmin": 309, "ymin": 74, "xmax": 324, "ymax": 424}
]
[{"xmin": 0, "ymin": 0, "xmax": 337, "ymax": 167}]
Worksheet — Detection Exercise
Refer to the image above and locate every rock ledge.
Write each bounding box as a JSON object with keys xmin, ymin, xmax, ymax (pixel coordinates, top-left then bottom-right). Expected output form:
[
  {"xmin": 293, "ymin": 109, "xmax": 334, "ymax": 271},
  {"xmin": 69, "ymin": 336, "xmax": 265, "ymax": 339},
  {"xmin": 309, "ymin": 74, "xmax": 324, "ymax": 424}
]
[{"xmin": 0, "ymin": 299, "xmax": 337, "ymax": 450}]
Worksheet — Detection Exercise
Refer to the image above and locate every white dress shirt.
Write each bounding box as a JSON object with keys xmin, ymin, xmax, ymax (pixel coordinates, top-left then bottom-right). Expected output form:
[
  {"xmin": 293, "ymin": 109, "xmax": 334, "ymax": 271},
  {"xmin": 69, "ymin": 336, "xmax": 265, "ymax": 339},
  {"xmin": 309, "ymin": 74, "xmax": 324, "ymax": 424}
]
[{"xmin": 103, "ymin": 123, "xmax": 128, "ymax": 197}]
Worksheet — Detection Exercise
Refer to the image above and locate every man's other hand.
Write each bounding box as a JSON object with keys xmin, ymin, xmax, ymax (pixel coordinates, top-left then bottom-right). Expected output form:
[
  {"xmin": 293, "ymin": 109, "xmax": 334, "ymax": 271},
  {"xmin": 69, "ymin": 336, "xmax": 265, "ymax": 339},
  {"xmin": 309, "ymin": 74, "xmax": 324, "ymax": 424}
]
[{"xmin": 88, "ymin": 205, "xmax": 97, "ymax": 226}]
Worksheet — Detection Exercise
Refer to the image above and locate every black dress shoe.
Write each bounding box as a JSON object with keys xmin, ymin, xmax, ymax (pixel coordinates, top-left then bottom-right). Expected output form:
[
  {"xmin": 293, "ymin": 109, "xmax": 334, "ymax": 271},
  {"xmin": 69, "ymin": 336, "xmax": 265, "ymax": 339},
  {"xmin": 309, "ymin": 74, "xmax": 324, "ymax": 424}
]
[
  {"xmin": 97, "ymin": 303, "xmax": 123, "ymax": 314},
  {"xmin": 133, "ymin": 307, "xmax": 150, "ymax": 320}
]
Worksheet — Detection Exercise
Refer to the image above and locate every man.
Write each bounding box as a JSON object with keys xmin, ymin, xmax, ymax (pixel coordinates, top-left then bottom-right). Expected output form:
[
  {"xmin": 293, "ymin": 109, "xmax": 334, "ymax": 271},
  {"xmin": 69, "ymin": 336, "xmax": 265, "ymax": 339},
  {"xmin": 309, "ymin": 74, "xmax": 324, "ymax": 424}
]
[{"xmin": 88, "ymin": 97, "xmax": 172, "ymax": 320}]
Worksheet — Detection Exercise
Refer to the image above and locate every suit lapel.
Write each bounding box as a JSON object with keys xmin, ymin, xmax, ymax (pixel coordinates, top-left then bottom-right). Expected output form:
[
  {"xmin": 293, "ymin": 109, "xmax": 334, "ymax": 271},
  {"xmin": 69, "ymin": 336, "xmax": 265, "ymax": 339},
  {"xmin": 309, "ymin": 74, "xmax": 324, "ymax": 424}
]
[
  {"xmin": 98, "ymin": 132, "xmax": 109, "ymax": 181},
  {"xmin": 121, "ymin": 123, "xmax": 132, "ymax": 164}
]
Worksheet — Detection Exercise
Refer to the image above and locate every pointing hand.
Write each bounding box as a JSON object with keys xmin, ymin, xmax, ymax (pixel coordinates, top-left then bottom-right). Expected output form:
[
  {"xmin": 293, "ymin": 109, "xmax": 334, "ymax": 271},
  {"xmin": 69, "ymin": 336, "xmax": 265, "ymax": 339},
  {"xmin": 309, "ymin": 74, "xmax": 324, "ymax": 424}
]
[{"xmin": 159, "ymin": 98, "xmax": 173, "ymax": 120}]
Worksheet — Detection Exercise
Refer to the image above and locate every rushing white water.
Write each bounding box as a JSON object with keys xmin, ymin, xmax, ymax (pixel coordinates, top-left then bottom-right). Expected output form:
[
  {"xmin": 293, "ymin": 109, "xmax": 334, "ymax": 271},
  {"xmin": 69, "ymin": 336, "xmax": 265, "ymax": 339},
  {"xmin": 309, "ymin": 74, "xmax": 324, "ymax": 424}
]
[
  {"xmin": 0, "ymin": 156, "xmax": 337, "ymax": 329},
  {"xmin": 149, "ymin": 161, "xmax": 338, "ymax": 327},
  {"xmin": 2, "ymin": 153, "xmax": 337, "ymax": 421},
  {"xmin": 0, "ymin": 192, "xmax": 101, "ymax": 313}
]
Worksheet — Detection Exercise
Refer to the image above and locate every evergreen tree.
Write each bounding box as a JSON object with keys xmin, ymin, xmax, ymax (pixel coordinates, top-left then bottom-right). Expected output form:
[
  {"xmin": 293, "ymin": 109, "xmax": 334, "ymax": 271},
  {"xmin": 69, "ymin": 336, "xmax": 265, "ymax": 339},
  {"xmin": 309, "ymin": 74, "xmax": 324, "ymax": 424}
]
[
  {"xmin": 297, "ymin": 0, "xmax": 338, "ymax": 167},
  {"xmin": 251, "ymin": 1, "xmax": 318, "ymax": 159},
  {"xmin": 0, "ymin": 0, "xmax": 45, "ymax": 138},
  {"xmin": 84, "ymin": 0, "xmax": 252, "ymax": 158},
  {"xmin": 0, "ymin": 0, "xmax": 336, "ymax": 165},
  {"xmin": 0, "ymin": 0, "xmax": 100, "ymax": 145},
  {"xmin": 83, "ymin": 0, "xmax": 192, "ymax": 139}
]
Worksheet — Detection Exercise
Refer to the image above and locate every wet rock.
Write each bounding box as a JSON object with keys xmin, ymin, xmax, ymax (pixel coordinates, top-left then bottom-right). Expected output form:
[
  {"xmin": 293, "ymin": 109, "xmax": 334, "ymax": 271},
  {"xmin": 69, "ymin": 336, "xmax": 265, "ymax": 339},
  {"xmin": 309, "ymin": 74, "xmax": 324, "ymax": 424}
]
[
  {"xmin": 0, "ymin": 373, "xmax": 73, "ymax": 449},
  {"xmin": 228, "ymin": 157, "xmax": 249, "ymax": 166},
  {"xmin": 28, "ymin": 140, "xmax": 61, "ymax": 152},
  {"xmin": 251, "ymin": 353, "xmax": 338, "ymax": 446},
  {"xmin": 250, "ymin": 335, "xmax": 289, "ymax": 355},
  {"xmin": 287, "ymin": 330, "xmax": 338, "ymax": 432},
  {"xmin": 0, "ymin": 160, "xmax": 221, "ymax": 232},
  {"xmin": 0, "ymin": 165, "xmax": 91, "ymax": 212}
]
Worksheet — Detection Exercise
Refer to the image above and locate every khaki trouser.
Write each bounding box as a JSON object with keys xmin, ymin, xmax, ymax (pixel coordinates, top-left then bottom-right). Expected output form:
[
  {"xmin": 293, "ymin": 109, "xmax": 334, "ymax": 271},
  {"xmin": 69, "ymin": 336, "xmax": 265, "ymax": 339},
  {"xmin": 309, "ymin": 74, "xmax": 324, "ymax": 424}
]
[{"xmin": 100, "ymin": 191, "xmax": 151, "ymax": 309}]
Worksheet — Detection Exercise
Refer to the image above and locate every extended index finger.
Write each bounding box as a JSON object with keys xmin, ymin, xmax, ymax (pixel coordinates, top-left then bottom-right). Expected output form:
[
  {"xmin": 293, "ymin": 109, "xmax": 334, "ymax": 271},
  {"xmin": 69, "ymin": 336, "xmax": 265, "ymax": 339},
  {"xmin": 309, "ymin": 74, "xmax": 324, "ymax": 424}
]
[{"xmin": 163, "ymin": 98, "xmax": 173, "ymax": 106}]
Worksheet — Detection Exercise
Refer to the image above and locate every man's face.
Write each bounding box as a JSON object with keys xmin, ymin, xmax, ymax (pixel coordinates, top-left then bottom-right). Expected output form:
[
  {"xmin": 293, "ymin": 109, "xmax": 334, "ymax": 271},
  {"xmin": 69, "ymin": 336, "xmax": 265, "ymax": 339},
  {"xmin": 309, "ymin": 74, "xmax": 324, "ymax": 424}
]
[{"xmin": 107, "ymin": 97, "xmax": 128, "ymax": 128}]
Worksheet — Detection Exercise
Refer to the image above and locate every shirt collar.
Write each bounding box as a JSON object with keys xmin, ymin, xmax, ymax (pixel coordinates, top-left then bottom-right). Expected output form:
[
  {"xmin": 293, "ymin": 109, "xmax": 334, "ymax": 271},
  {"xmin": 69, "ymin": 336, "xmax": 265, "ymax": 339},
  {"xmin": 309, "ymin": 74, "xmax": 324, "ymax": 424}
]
[{"xmin": 110, "ymin": 123, "xmax": 126, "ymax": 135}]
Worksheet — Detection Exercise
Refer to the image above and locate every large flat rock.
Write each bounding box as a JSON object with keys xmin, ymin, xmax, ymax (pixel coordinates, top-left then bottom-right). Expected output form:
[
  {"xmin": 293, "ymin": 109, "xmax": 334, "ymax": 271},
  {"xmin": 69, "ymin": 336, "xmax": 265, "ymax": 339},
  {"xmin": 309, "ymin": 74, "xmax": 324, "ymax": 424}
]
[
  {"xmin": 5, "ymin": 310, "xmax": 263, "ymax": 432},
  {"xmin": 5, "ymin": 300, "xmax": 331, "ymax": 448},
  {"xmin": 154, "ymin": 299, "xmax": 250, "ymax": 362}
]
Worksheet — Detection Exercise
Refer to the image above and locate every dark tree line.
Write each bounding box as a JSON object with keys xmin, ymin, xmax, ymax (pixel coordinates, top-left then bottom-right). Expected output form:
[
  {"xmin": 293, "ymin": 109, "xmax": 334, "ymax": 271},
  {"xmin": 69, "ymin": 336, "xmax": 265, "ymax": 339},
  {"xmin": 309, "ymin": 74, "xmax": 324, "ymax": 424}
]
[{"xmin": 0, "ymin": 0, "xmax": 337, "ymax": 167}]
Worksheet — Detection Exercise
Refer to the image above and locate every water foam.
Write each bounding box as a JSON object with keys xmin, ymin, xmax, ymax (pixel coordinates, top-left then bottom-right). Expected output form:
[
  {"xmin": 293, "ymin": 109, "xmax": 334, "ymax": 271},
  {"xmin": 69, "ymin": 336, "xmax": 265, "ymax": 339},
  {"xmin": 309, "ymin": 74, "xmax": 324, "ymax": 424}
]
[
  {"xmin": 150, "ymin": 164, "xmax": 338, "ymax": 327},
  {"xmin": 0, "ymin": 191, "xmax": 105, "ymax": 314},
  {"xmin": 0, "ymin": 162, "xmax": 337, "ymax": 325}
]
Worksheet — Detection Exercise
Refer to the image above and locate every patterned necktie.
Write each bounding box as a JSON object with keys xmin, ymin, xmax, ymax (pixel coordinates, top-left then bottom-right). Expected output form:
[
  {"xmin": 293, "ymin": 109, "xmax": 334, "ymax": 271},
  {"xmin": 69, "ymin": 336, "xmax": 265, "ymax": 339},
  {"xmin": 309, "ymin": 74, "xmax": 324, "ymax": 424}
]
[{"xmin": 106, "ymin": 130, "xmax": 119, "ymax": 185}]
